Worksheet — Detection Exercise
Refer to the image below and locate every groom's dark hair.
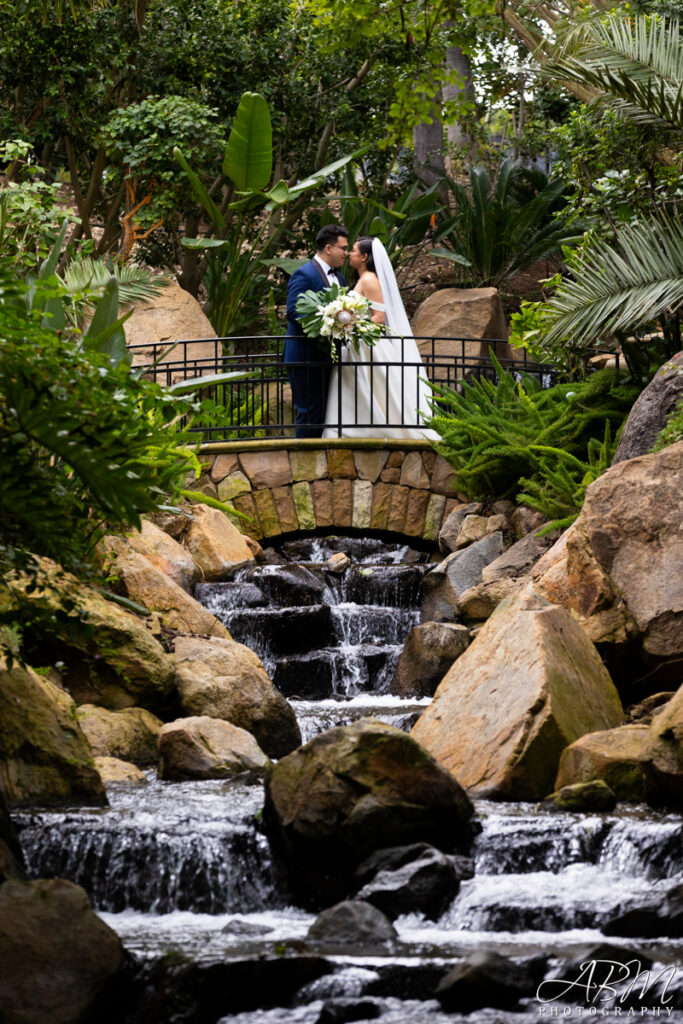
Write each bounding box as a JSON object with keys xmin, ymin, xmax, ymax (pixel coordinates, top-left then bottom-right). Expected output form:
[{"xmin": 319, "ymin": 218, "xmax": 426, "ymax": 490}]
[{"xmin": 316, "ymin": 224, "xmax": 348, "ymax": 251}]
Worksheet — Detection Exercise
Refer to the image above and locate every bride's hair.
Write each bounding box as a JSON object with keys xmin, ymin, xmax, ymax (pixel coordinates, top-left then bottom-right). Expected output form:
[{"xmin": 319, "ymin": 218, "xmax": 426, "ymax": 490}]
[{"xmin": 356, "ymin": 237, "xmax": 376, "ymax": 273}]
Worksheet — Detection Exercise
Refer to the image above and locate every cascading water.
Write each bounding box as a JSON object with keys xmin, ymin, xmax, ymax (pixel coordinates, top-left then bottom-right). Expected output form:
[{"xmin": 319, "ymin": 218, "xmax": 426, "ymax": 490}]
[{"xmin": 12, "ymin": 536, "xmax": 683, "ymax": 1023}]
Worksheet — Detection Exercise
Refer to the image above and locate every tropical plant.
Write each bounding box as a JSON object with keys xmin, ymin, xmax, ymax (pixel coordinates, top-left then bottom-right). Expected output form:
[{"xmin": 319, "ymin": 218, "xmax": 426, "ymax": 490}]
[
  {"xmin": 61, "ymin": 255, "xmax": 169, "ymax": 328},
  {"xmin": 430, "ymin": 159, "xmax": 583, "ymax": 288},
  {"xmin": 429, "ymin": 355, "xmax": 640, "ymax": 528},
  {"xmin": 535, "ymin": 219, "xmax": 683, "ymax": 381},
  {"xmin": 531, "ymin": 12, "xmax": 683, "ymax": 367},
  {"xmin": 333, "ymin": 171, "xmax": 442, "ymax": 271},
  {"xmin": 0, "ymin": 257, "xmax": 255, "ymax": 587},
  {"xmin": 0, "ymin": 273, "xmax": 195, "ymax": 576},
  {"xmin": 175, "ymin": 91, "xmax": 365, "ymax": 337}
]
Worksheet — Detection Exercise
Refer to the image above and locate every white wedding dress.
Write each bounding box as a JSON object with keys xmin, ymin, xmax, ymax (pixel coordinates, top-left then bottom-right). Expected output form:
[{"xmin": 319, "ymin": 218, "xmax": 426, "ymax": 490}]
[{"xmin": 323, "ymin": 240, "xmax": 439, "ymax": 441}]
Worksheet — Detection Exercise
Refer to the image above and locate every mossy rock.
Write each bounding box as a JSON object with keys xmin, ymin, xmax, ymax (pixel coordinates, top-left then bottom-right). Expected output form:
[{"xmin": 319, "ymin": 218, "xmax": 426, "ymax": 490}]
[
  {"xmin": 0, "ymin": 655, "xmax": 106, "ymax": 808},
  {"xmin": 543, "ymin": 779, "xmax": 617, "ymax": 813},
  {"xmin": 264, "ymin": 718, "xmax": 474, "ymax": 909},
  {"xmin": 7, "ymin": 558, "xmax": 175, "ymax": 711}
]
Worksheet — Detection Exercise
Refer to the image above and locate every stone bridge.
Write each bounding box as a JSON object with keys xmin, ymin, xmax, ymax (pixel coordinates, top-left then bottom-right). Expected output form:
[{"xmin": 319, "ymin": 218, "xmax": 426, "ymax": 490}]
[{"xmin": 196, "ymin": 439, "xmax": 462, "ymax": 545}]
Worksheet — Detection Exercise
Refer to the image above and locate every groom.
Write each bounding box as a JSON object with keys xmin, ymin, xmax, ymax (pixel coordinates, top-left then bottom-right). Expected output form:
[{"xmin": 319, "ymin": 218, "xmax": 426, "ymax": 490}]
[{"xmin": 284, "ymin": 225, "xmax": 349, "ymax": 438}]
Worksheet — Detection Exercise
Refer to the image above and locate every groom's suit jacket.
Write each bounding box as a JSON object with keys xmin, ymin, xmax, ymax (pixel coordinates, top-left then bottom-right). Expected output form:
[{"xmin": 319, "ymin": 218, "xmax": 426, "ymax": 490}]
[{"xmin": 283, "ymin": 259, "xmax": 347, "ymax": 365}]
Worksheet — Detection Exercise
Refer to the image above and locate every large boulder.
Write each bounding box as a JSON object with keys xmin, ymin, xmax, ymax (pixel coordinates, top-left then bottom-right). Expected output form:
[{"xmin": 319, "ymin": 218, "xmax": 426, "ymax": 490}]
[
  {"xmin": 174, "ymin": 635, "xmax": 300, "ymax": 758},
  {"xmin": 355, "ymin": 846, "xmax": 461, "ymax": 921},
  {"xmin": 76, "ymin": 705, "xmax": 163, "ymax": 765},
  {"xmin": 183, "ymin": 505, "xmax": 254, "ymax": 580},
  {"xmin": 0, "ymin": 878, "xmax": 123, "ymax": 1024},
  {"xmin": 613, "ymin": 352, "xmax": 683, "ymax": 463},
  {"xmin": 554, "ymin": 724, "xmax": 650, "ymax": 802},
  {"xmin": 263, "ymin": 718, "xmax": 474, "ymax": 908},
  {"xmin": 436, "ymin": 951, "xmax": 538, "ymax": 1013},
  {"xmin": 6, "ymin": 559, "xmax": 175, "ymax": 711},
  {"xmin": 125, "ymin": 278, "xmax": 218, "ymax": 383},
  {"xmin": 411, "ymin": 288, "xmax": 511, "ymax": 367},
  {"xmin": 533, "ymin": 442, "xmax": 683, "ymax": 686},
  {"xmin": 455, "ymin": 513, "xmax": 508, "ymax": 548},
  {"xmin": 0, "ymin": 658, "xmax": 106, "ymax": 808},
  {"xmin": 158, "ymin": 716, "xmax": 270, "ymax": 781},
  {"xmin": 641, "ymin": 686, "xmax": 683, "ymax": 806},
  {"xmin": 94, "ymin": 757, "xmax": 148, "ymax": 786},
  {"xmin": 110, "ymin": 550, "xmax": 230, "ymax": 637},
  {"xmin": 100, "ymin": 520, "xmax": 199, "ymax": 591},
  {"xmin": 543, "ymin": 779, "xmax": 617, "ymax": 813},
  {"xmin": 411, "ymin": 591, "xmax": 623, "ymax": 801},
  {"xmin": 482, "ymin": 529, "xmax": 556, "ymax": 582},
  {"xmin": 389, "ymin": 621, "xmax": 470, "ymax": 698},
  {"xmin": 457, "ymin": 577, "xmax": 523, "ymax": 621}
]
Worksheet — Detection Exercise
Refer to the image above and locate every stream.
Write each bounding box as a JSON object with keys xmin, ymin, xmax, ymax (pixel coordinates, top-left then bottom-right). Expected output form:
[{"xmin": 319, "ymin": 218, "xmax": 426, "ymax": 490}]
[{"xmin": 13, "ymin": 536, "xmax": 683, "ymax": 1023}]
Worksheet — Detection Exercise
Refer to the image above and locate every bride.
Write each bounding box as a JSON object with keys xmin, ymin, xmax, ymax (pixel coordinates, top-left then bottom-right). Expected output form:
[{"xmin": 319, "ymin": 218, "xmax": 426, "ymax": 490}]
[{"xmin": 322, "ymin": 236, "xmax": 439, "ymax": 440}]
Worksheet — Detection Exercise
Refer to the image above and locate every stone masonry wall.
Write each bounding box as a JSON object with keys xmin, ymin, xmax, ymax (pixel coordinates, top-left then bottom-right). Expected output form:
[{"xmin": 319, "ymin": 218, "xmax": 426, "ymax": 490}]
[{"xmin": 193, "ymin": 443, "xmax": 462, "ymax": 543}]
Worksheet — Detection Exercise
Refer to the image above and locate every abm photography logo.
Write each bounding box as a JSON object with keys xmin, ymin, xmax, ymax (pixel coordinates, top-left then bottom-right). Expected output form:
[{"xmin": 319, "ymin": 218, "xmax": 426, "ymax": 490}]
[{"xmin": 536, "ymin": 957, "xmax": 681, "ymax": 1018}]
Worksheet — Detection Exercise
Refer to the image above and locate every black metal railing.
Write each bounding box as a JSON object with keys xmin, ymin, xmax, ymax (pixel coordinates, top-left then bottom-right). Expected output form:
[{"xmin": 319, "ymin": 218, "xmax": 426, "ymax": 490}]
[{"xmin": 128, "ymin": 335, "xmax": 557, "ymax": 441}]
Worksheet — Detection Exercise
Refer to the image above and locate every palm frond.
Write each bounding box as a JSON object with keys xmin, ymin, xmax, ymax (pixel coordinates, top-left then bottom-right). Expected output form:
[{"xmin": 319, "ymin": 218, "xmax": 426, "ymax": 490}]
[
  {"xmin": 542, "ymin": 14, "xmax": 683, "ymax": 131},
  {"xmin": 541, "ymin": 216, "xmax": 683, "ymax": 349},
  {"xmin": 61, "ymin": 257, "xmax": 170, "ymax": 327}
]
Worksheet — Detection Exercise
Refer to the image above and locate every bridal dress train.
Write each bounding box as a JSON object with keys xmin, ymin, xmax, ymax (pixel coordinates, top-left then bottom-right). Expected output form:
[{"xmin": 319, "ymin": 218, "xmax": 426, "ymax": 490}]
[{"xmin": 322, "ymin": 239, "xmax": 439, "ymax": 441}]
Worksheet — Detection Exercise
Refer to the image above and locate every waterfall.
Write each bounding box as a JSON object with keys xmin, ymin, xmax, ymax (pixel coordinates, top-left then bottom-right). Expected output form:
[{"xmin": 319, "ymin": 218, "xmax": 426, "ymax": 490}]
[{"xmin": 12, "ymin": 535, "xmax": 683, "ymax": 1024}]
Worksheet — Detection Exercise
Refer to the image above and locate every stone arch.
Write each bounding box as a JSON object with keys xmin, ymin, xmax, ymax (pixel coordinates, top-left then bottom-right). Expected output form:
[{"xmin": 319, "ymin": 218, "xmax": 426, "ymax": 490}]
[{"xmin": 197, "ymin": 440, "xmax": 461, "ymax": 545}]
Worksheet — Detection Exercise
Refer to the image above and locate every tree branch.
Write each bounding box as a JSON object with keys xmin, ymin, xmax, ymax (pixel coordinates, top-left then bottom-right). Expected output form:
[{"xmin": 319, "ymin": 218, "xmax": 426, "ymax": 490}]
[{"xmin": 314, "ymin": 57, "xmax": 374, "ymax": 169}]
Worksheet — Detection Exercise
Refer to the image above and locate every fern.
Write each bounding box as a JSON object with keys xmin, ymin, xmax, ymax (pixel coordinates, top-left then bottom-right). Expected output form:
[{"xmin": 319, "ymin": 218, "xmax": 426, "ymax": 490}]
[{"xmin": 430, "ymin": 358, "xmax": 636, "ymax": 523}]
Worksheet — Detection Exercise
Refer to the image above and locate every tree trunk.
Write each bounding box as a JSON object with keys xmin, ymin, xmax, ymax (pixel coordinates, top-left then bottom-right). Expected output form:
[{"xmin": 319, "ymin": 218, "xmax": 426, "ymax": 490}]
[
  {"xmin": 413, "ymin": 87, "xmax": 445, "ymax": 186},
  {"xmin": 444, "ymin": 45, "xmax": 477, "ymax": 170}
]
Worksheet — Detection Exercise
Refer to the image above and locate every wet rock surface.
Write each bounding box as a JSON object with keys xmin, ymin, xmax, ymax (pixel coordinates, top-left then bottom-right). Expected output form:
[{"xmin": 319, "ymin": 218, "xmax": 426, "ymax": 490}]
[
  {"xmin": 389, "ymin": 621, "xmax": 470, "ymax": 698},
  {"xmin": 174, "ymin": 635, "xmax": 301, "ymax": 759},
  {"xmin": 264, "ymin": 718, "xmax": 474, "ymax": 908},
  {"xmin": 0, "ymin": 657, "xmax": 106, "ymax": 808},
  {"xmin": 435, "ymin": 950, "xmax": 539, "ymax": 1012},
  {"xmin": 355, "ymin": 845, "xmax": 462, "ymax": 920},
  {"xmin": 0, "ymin": 878, "xmax": 123, "ymax": 1024},
  {"xmin": 307, "ymin": 900, "xmax": 397, "ymax": 946}
]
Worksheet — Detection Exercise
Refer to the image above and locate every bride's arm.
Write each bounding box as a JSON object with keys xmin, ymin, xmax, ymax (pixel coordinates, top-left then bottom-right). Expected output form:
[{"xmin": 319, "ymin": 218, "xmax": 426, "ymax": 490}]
[{"xmin": 358, "ymin": 272, "xmax": 386, "ymax": 325}]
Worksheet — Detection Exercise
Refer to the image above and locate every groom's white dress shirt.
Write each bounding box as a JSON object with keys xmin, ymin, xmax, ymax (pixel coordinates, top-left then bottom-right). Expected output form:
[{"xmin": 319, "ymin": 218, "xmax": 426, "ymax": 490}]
[{"xmin": 313, "ymin": 254, "xmax": 339, "ymax": 286}]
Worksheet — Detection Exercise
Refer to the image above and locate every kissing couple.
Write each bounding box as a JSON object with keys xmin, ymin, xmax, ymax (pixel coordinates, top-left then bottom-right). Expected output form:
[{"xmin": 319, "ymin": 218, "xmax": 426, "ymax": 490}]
[{"xmin": 284, "ymin": 225, "xmax": 438, "ymax": 440}]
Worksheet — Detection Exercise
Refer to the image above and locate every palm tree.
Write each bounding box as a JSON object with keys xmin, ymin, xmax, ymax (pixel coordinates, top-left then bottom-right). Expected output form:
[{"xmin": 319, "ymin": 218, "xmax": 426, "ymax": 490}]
[{"xmin": 536, "ymin": 13, "xmax": 683, "ymax": 357}]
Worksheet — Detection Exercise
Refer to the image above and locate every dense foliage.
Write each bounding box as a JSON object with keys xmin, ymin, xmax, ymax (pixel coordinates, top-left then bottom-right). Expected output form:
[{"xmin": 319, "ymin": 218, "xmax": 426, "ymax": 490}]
[
  {"xmin": 0, "ymin": 270, "xmax": 203, "ymax": 579},
  {"xmin": 430, "ymin": 359, "xmax": 640, "ymax": 528},
  {"xmin": 523, "ymin": 11, "xmax": 683, "ymax": 374},
  {"xmin": 431, "ymin": 160, "xmax": 582, "ymax": 288}
]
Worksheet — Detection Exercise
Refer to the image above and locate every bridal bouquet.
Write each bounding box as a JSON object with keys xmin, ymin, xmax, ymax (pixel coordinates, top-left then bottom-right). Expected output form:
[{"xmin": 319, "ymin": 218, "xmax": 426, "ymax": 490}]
[{"xmin": 296, "ymin": 283, "xmax": 381, "ymax": 358}]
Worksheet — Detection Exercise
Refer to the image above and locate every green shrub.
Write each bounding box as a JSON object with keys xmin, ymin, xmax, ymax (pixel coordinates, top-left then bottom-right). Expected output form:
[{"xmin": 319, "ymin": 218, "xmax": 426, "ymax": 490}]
[
  {"xmin": 429, "ymin": 355, "xmax": 640, "ymax": 529},
  {"xmin": 0, "ymin": 271, "xmax": 204, "ymax": 579}
]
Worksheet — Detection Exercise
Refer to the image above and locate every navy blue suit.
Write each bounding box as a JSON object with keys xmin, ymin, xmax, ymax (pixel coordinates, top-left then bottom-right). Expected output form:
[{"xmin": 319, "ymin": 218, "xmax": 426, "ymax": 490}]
[{"xmin": 284, "ymin": 260, "xmax": 347, "ymax": 438}]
